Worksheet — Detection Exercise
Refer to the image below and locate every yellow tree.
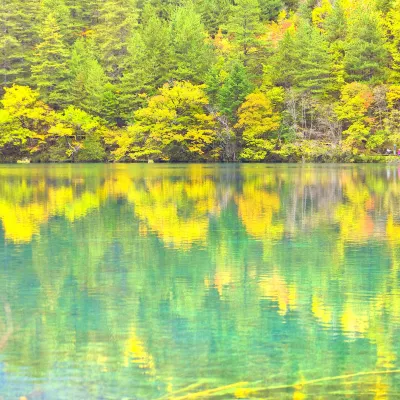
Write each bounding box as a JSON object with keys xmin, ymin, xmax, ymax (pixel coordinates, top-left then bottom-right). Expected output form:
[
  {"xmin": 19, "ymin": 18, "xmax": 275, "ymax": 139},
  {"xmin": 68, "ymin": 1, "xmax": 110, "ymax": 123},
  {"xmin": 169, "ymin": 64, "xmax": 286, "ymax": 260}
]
[
  {"xmin": 236, "ymin": 90, "xmax": 282, "ymax": 161},
  {"xmin": 112, "ymin": 81, "xmax": 218, "ymax": 161},
  {"xmin": 0, "ymin": 85, "xmax": 55, "ymax": 154},
  {"xmin": 335, "ymin": 82, "xmax": 374, "ymax": 151}
]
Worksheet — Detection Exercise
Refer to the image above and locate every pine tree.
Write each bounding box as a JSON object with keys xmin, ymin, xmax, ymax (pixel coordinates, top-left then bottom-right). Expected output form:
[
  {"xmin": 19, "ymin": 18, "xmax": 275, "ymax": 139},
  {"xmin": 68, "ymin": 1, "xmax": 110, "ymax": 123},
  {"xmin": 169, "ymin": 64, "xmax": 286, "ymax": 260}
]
[
  {"xmin": 270, "ymin": 29, "xmax": 298, "ymax": 88},
  {"xmin": 69, "ymin": 38, "xmax": 109, "ymax": 115},
  {"xmin": 344, "ymin": 5, "xmax": 388, "ymax": 84},
  {"xmin": 119, "ymin": 32, "xmax": 152, "ymax": 122},
  {"xmin": 226, "ymin": 0, "xmax": 264, "ymax": 65},
  {"xmin": 386, "ymin": 0, "xmax": 400, "ymax": 83},
  {"xmin": 218, "ymin": 61, "xmax": 254, "ymax": 123},
  {"xmin": 0, "ymin": 0, "xmax": 41, "ymax": 86},
  {"xmin": 258, "ymin": 0, "xmax": 284, "ymax": 21},
  {"xmin": 40, "ymin": 0, "xmax": 74, "ymax": 43},
  {"xmin": 0, "ymin": 35, "xmax": 24, "ymax": 88},
  {"xmin": 95, "ymin": 0, "xmax": 138, "ymax": 81},
  {"xmin": 169, "ymin": 4, "xmax": 214, "ymax": 82},
  {"xmin": 31, "ymin": 14, "xmax": 71, "ymax": 108},
  {"xmin": 293, "ymin": 21, "xmax": 334, "ymax": 95},
  {"xmin": 140, "ymin": 9, "xmax": 173, "ymax": 87},
  {"xmin": 195, "ymin": 0, "xmax": 233, "ymax": 34}
]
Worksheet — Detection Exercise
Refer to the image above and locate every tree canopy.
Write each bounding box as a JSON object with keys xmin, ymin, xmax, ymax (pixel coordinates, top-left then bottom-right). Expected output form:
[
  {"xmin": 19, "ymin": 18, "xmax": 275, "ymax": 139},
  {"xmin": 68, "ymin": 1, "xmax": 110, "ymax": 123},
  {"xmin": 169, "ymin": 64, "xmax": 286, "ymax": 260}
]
[{"xmin": 1, "ymin": 0, "xmax": 400, "ymax": 162}]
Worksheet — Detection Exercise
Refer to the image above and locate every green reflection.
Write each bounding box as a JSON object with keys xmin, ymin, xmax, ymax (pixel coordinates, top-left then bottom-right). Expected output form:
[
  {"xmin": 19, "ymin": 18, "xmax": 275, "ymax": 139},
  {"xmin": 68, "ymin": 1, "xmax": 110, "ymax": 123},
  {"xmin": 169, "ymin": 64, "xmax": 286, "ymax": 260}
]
[{"xmin": 1, "ymin": 164, "xmax": 400, "ymax": 399}]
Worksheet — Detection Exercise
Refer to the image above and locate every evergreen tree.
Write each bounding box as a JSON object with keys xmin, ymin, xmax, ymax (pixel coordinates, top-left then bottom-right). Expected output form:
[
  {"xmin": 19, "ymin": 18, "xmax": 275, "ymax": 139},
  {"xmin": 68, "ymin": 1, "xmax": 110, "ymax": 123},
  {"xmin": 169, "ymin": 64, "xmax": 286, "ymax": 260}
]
[
  {"xmin": 140, "ymin": 9, "xmax": 173, "ymax": 87},
  {"xmin": 258, "ymin": 0, "xmax": 284, "ymax": 21},
  {"xmin": 344, "ymin": 6, "xmax": 388, "ymax": 83},
  {"xmin": 119, "ymin": 32, "xmax": 152, "ymax": 123},
  {"xmin": 218, "ymin": 61, "xmax": 254, "ymax": 122},
  {"xmin": 40, "ymin": 0, "xmax": 74, "ymax": 43},
  {"xmin": 270, "ymin": 29, "xmax": 298, "ymax": 88},
  {"xmin": 323, "ymin": 0, "xmax": 347, "ymax": 91},
  {"xmin": 169, "ymin": 4, "xmax": 214, "ymax": 82},
  {"xmin": 95, "ymin": 0, "xmax": 138, "ymax": 81},
  {"xmin": 0, "ymin": 35, "xmax": 24, "ymax": 88},
  {"xmin": 119, "ymin": 9, "xmax": 172, "ymax": 122},
  {"xmin": 226, "ymin": 0, "xmax": 263, "ymax": 65},
  {"xmin": 70, "ymin": 38, "xmax": 107, "ymax": 114},
  {"xmin": 293, "ymin": 21, "xmax": 334, "ymax": 95},
  {"xmin": 31, "ymin": 14, "xmax": 71, "ymax": 108},
  {"xmin": 0, "ymin": 0, "xmax": 41, "ymax": 86},
  {"xmin": 195, "ymin": 0, "xmax": 233, "ymax": 34},
  {"xmin": 386, "ymin": 0, "xmax": 400, "ymax": 83}
]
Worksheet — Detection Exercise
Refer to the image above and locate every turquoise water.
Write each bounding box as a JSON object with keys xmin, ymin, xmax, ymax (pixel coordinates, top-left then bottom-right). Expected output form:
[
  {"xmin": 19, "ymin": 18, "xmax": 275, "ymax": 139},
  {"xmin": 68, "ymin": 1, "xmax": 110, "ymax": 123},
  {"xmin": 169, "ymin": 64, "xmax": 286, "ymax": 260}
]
[{"xmin": 0, "ymin": 164, "xmax": 400, "ymax": 399}]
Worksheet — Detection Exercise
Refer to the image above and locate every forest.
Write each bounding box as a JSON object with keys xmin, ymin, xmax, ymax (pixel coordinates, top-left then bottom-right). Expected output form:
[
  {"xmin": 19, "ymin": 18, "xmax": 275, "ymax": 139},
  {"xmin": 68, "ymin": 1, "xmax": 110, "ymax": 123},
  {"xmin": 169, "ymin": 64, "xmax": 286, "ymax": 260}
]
[{"xmin": 2, "ymin": 0, "xmax": 400, "ymax": 162}]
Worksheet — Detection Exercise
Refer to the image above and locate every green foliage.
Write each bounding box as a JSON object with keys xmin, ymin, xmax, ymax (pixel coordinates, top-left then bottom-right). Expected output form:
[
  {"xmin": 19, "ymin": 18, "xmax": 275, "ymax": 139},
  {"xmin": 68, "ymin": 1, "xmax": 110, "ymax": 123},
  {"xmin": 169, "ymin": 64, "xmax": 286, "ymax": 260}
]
[
  {"xmin": 3, "ymin": 0, "xmax": 400, "ymax": 162},
  {"xmin": 218, "ymin": 61, "xmax": 254, "ymax": 123},
  {"xmin": 236, "ymin": 91, "xmax": 282, "ymax": 160},
  {"xmin": 95, "ymin": 0, "xmax": 138, "ymax": 80},
  {"xmin": 112, "ymin": 81, "xmax": 218, "ymax": 161},
  {"xmin": 31, "ymin": 14, "xmax": 71, "ymax": 108},
  {"xmin": 226, "ymin": 0, "xmax": 264, "ymax": 69},
  {"xmin": 169, "ymin": 4, "xmax": 214, "ymax": 82},
  {"xmin": 335, "ymin": 82, "xmax": 374, "ymax": 150},
  {"xmin": 344, "ymin": 5, "xmax": 388, "ymax": 84}
]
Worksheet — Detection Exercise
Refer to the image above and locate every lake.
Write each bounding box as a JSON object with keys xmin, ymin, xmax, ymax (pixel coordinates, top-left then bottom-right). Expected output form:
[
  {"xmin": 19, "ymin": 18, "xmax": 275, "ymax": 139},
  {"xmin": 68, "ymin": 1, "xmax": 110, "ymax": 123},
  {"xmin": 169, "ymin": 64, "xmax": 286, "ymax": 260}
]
[{"xmin": 0, "ymin": 164, "xmax": 400, "ymax": 399}]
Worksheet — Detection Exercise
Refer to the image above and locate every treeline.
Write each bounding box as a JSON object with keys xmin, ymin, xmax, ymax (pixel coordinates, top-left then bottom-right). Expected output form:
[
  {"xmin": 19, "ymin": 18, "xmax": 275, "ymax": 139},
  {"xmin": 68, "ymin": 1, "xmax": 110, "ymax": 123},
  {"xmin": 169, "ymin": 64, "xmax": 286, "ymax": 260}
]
[{"xmin": 2, "ymin": 0, "xmax": 400, "ymax": 162}]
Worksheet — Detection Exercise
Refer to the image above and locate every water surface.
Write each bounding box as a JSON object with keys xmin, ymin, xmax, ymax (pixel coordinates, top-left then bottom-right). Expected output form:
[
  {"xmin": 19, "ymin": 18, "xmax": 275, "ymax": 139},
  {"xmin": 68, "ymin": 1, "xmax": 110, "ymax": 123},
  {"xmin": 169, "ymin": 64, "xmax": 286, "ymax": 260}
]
[{"xmin": 1, "ymin": 164, "xmax": 400, "ymax": 399}]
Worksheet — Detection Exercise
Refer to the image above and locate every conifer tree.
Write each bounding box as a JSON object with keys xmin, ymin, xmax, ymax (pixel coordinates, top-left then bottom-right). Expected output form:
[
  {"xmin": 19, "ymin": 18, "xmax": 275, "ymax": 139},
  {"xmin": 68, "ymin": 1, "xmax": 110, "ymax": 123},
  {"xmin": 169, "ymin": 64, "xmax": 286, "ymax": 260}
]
[
  {"xmin": 195, "ymin": 0, "xmax": 233, "ymax": 34},
  {"xmin": 0, "ymin": 0, "xmax": 41, "ymax": 86},
  {"xmin": 344, "ymin": 6, "xmax": 388, "ymax": 84},
  {"xmin": 31, "ymin": 14, "xmax": 71, "ymax": 108},
  {"xmin": 386, "ymin": 0, "xmax": 400, "ymax": 83},
  {"xmin": 69, "ymin": 38, "xmax": 107, "ymax": 115},
  {"xmin": 40, "ymin": 0, "xmax": 74, "ymax": 43},
  {"xmin": 95, "ymin": 0, "xmax": 138, "ymax": 81},
  {"xmin": 258, "ymin": 0, "xmax": 284, "ymax": 21},
  {"xmin": 293, "ymin": 21, "xmax": 334, "ymax": 95},
  {"xmin": 270, "ymin": 29, "xmax": 298, "ymax": 88},
  {"xmin": 119, "ymin": 32, "xmax": 152, "ymax": 123},
  {"xmin": 218, "ymin": 61, "xmax": 254, "ymax": 123},
  {"xmin": 169, "ymin": 4, "xmax": 214, "ymax": 82},
  {"xmin": 226, "ymin": 0, "xmax": 263, "ymax": 65}
]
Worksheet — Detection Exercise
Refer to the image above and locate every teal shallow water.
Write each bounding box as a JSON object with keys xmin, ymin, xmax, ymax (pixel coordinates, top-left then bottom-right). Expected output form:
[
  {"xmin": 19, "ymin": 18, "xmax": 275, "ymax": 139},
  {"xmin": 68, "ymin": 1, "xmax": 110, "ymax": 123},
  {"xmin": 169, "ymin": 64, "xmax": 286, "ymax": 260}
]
[{"xmin": 0, "ymin": 164, "xmax": 400, "ymax": 399}]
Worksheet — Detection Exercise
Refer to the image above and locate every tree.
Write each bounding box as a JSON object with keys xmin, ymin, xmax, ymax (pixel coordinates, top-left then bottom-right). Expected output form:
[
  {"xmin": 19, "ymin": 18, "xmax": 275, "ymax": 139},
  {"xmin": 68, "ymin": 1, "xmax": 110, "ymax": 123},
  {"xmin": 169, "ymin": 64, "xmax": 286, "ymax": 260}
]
[
  {"xmin": 40, "ymin": 0, "xmax": 74, "ymax": 43},
  {"xmin": 236, "ymin": 91, "xmax": 282, "ymax": 160},
  {"xmin": 259, "ymin": 0, "xmax": 285, "ymax": 21},
  {"xmin": 226, "ymin": 0, "xmax": 264, "ymax": 65},
  {"xmin": 119, "ymin": 10, "xmax": 172, "ymax": 122},
  {"xmin": 218, "ymin": 61, "xmax": 254, "ymax": 123},
  {"xmin": 0, "ymin": 35, "xmax": 24, "ymax": 88},
  {"xmin": 48, "ymin": 106, "xmax": 106, "ymax": 161},
  {"xmin": 31, "ymin": 14, "xmax": 71, "ymax": 108},
  {"xmin": 0, "ymin": 0, "xmax": 41, "ymax": 87},
  {"xmin": 335, "ymin": 82, "xmax": 374, "ymax": 150},
  {"xmin": 386, "ymin": 0, "xmax": 400, "ymax": 83},
  {"xmin": 323, "ymin": 0, "xmax": 347, "ymax": 92},
  {"xmin": 119, "ymin": 33, "xmax": 152, "ymax": 123},
  {"xmin": 293, "ymin": 21, "xmax": 334, "ymax": 95},
  {"xmin": 195, "ymin": 0, "xmax": 233, "ymax": 34},
  {"xmin": 95, "ymin": 0, "xmax": 138, "ymax": 81},
  {"xmin": 169, "ymin": 4, "xmax": 214, "ymax": 82},
  {"xmin": 270, "ymin": 28, "xmax": 298, "ymax": 88},
  {"xmin": 69, "ymin": 38, "xmax": 113, "ymax": 117},
  {"xmin": 112, "ymin": 82, "xmax": 217, "ymax": 161},
  {"xmin": 0, "ymin": 85, "xmax": 55, "ymax": 154},
  {"xmin": 344, "ymin": 6, "xmax": 388, "ymax": 84}
]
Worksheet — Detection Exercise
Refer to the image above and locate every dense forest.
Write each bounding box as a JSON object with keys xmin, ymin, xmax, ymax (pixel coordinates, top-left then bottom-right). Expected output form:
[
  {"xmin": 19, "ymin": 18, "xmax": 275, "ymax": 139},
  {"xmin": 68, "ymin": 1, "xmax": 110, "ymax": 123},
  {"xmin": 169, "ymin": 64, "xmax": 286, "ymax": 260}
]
[{"xmin": 2, "ymin": 0, "xmax": 400, "ymax": 162}]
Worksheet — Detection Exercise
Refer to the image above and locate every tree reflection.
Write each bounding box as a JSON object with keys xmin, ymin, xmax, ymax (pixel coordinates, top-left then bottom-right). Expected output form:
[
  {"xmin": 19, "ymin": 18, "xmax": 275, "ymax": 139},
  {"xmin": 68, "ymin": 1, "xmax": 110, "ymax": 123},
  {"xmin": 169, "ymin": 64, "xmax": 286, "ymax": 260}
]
[{"xmin": 1, "ymin": 165, "xmax": 400, "ymax": 398}]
